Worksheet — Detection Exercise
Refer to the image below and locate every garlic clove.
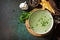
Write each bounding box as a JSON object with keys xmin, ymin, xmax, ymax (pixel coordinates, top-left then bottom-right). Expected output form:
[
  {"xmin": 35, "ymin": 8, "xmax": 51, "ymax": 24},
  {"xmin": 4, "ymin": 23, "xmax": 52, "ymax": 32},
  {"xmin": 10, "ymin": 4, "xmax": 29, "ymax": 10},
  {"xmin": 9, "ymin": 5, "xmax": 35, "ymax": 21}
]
[{"xmin": 19, "ymin": 1, "xmax": 28, "ymax": 10}]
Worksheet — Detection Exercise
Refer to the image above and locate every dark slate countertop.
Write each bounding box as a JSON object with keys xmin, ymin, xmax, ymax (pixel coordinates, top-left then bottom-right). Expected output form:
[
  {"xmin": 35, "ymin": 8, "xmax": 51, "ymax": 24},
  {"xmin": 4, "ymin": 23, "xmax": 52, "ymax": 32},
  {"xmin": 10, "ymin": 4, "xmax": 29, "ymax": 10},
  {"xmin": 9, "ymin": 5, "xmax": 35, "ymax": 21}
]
[{"xmin": 0, "ymin": 0, "xmax": 60, "ymax": 40}]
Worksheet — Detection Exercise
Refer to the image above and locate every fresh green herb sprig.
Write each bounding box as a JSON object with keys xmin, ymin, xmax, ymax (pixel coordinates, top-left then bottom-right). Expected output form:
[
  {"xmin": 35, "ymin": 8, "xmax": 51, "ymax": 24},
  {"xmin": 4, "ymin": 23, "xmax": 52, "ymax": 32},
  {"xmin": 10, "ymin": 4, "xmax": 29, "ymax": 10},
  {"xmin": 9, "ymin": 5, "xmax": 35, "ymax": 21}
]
[{"xmin": 20, "ymin": 11, "xmax": 30, "ymax": 23}]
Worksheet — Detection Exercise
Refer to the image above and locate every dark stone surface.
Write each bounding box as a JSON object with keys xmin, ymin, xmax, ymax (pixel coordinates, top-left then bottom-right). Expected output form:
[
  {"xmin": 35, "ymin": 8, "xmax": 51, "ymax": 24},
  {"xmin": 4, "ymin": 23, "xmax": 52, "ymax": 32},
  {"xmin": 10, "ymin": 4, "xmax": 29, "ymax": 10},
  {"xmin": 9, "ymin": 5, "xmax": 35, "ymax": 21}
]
[{"xmin": 0, "ymin": 0, "xmax": 59, "ymax": 40}]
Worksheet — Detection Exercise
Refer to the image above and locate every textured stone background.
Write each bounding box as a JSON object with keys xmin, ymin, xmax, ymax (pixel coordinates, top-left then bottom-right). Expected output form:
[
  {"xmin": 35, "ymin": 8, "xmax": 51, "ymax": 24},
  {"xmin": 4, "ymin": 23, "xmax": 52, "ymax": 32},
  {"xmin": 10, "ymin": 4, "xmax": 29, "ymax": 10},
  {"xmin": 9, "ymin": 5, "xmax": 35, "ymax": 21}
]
[{"xmin": 0, "ymin": 0, "xmax": 58, "ymax": 40}]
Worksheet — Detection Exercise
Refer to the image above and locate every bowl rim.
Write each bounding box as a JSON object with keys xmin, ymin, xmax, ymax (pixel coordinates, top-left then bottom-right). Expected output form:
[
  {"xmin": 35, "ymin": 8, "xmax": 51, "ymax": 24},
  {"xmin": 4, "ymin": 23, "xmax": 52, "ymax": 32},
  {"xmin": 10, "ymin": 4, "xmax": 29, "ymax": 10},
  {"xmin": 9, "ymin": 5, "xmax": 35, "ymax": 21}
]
[{"xmin": 28, "ymin": 10, "xmax": 54, "ymax": 34}]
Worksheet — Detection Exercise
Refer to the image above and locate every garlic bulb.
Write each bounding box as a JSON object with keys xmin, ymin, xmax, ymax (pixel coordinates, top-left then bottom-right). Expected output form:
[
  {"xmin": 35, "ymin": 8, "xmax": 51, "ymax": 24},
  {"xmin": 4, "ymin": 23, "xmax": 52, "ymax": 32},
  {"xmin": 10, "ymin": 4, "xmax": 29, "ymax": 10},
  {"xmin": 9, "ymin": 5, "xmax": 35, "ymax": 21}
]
[{"xmin": 19, "ymin": 1, "xmax": 28, "ymax": 10}]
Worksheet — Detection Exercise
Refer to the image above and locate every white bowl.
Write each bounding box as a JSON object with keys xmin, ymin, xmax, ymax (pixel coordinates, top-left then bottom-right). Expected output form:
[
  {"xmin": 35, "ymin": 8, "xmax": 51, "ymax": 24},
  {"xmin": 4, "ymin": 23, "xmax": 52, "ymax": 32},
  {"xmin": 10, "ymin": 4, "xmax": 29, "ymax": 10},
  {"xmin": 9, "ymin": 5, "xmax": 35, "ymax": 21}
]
[{"xmin": 25, "ymin": 10, "xmax": 53, "ymax": 36}]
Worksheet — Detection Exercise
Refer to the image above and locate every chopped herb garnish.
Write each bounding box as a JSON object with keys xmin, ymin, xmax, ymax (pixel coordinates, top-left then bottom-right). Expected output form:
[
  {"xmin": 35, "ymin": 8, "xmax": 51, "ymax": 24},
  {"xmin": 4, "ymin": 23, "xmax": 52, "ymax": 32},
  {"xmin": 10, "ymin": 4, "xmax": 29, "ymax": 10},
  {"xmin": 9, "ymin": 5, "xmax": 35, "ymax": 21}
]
[
  {"xmin": 20, "ymin": 11, "xmax": 30, "ymax": 23},
  {"xmin": 31, "ymin": 26, "xmax": 34, "ymax": 29},
  {"xmin": 38, "ymin": 19, "xmax": 40, "ymax": 22},
  {"xmin": 46, "ymin": 21, "xmax": 48, "ymax": 24},
  {"xmin": 36, "ymin": 24, "xmax": 38, "ymax": 26},
  {"xmin": 41, "ymin": 17, "xmax": 43, "ymax": 20},
  {"xmin": 45, "ymin": 30, "xmax": 47, "ymax": 32},
  {"xmin": 44, "ymin": 16, "xmax": 46, "ymax": 17},
  {"xmin": 41, "ymin": 20, "xmax": 48, "ymax": 26}
]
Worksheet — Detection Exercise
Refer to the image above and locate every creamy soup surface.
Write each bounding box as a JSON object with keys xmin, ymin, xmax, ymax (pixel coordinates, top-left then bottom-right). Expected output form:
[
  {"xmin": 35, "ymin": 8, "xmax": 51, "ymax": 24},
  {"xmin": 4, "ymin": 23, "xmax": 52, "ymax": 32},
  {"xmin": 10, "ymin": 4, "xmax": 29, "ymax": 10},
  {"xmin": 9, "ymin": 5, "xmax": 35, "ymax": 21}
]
[{"xmin": 29, "ymin": 10, "xmax": 53, "ymax": 34}]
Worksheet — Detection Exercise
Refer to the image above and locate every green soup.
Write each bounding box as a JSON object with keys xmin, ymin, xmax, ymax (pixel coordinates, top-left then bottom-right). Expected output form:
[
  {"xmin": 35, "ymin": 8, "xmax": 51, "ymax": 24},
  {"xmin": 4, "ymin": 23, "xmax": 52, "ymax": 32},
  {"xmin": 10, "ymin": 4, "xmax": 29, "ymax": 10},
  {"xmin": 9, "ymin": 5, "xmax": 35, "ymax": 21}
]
[{"xmin": 29, "ymin": 10, "xmax": 53, "ymax": 34}]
